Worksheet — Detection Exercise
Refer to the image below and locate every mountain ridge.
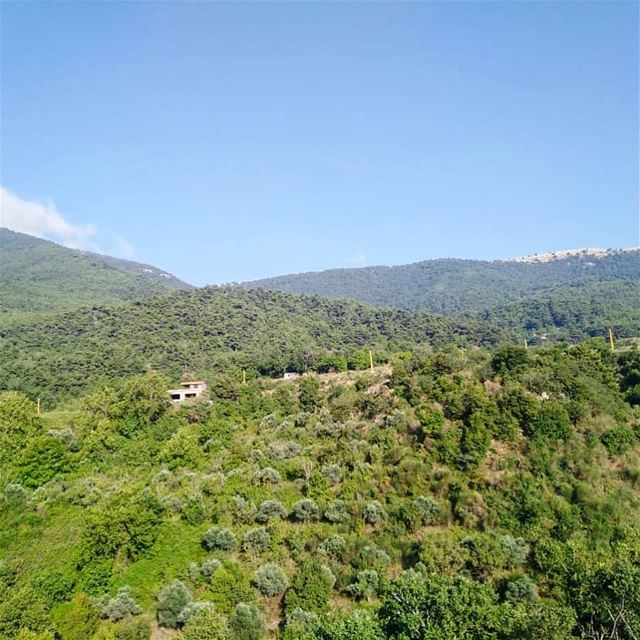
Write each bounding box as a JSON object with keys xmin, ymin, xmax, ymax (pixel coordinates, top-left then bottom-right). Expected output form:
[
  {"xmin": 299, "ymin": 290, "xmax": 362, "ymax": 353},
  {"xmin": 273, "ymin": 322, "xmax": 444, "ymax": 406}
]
[
  {"xmin": 0, "ymin": 228, "xmax": 193, "ymax": 325},
  {"xmin": 239, "ymin": 248, "xmax": 639, "ymax": 315}
]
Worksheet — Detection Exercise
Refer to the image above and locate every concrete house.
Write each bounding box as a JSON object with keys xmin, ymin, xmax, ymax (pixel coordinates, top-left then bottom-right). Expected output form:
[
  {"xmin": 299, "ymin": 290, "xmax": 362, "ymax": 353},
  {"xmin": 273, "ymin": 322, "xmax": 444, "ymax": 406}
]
[{"xmin": 168, "ymin": 380, "xmax": 207, "ymax": 403}]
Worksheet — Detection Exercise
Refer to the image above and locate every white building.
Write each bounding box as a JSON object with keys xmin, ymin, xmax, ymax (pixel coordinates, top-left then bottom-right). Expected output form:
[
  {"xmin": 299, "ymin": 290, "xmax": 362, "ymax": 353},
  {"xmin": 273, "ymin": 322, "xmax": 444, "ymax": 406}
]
[
  {"xmin": 283, "ymin": 372, "xmax": 301, "ymax": 380},
  {"xmin": 168, "ymin": 380, "xmax": 207, "ymax": 403}
]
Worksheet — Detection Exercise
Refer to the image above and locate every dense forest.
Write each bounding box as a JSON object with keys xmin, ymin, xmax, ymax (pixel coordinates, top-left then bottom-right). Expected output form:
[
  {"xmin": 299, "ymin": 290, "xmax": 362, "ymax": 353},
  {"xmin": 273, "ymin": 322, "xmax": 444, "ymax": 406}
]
[
  {"xmin": 464, "ymin": 278, "xmax": 640, "ymax": 342},
  {"xmin": 0, "ymin": 288, "xmax": 502, "ymax": 408},
  {"xmin": 241, "ymin": 249, "xmax": 639, "ymax": 315},
  {"xmin": 1, "ymin": 340, "xmax": 639, "ymax": 639},
  {"xmin": 0, "ymin": 229, "xmax": 191, "ymax": 326}
]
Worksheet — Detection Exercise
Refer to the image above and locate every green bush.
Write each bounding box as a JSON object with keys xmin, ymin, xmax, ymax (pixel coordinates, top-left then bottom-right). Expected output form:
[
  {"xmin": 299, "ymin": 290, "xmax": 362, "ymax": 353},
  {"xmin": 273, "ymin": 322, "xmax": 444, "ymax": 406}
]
[
  {"xmin": 601, "ymin": 426, "xmax": 636, "ymax": 455},
  {"xmin": 292, "ymin": 499, "xmax": 320, "ymax": 522},
  {"xmin": 17, "ymin": 436, "xmax": 73, "ymax": 488},
  {"xmin": 324, "ymin": 500, "xmax": 350, "ymax": 524},
  {"xmin": 114, "ymin": 617, "xmax": 151, "ymax": 640},
  {"xmin": 228, "ymin": 602, "xmax": 267, "ymax": 640},
  {"xmin": 284, "ymin": 559, "xmax": 335, "ymax": 614},
  {"xmin": 100, "ymin": 586, "xmax": 142, "ymax": 622},
  {"xmin": 202, "ymin": 528, "xmax": 237, "ymax": 552},
  {"xmin": 524, "ymin": 402, "xmax": 572, "ymax": 441},
  {"xmin": 157, "ymin": 580, "xmax": 192, "ymax": 628},
  {"xmin": 183, "ymin": 606, "xmax": 228, "ymax": 640},
  {"xmin": 362, "ymin": 501, "xmax": 386, "ymax": 525},
  {"xmin": 255, "ymin": 499, "xmax": 287, "ymax": 523},
  {"xmin": 402, "ymin": 496, "xmax": 439, "ymax": 530},
  {"xmin": 51, "ymin": 593, "xmax": 99, "ymax": 640},
  {"xmin": 253, "ymin": 563, "xmax": 289, "ymax": 597},
  {"xmin": 242, "ymin": 528, "xmax": 271, "ymax": 555}
]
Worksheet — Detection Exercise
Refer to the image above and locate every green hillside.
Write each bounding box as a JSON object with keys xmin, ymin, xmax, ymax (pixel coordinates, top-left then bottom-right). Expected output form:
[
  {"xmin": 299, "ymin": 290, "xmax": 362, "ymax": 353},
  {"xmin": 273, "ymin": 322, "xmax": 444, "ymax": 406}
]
[
  {"xmin": 1, "ymin": 341, "xmax": 638, "ymax": 639},
  {"xmin": 0, "ymin": 287, "xmax": 503, "ymax": 407},
  {"xmin": 241, "ymin": 249, "xmax": 639, "ymax": 315},
  {"xmin": 464, "ymin": 278, "xmax": 640, "ymax": 343},
  {"xmin": 0, "ymin": 229, "xmax": 192, "ymax": 326}
]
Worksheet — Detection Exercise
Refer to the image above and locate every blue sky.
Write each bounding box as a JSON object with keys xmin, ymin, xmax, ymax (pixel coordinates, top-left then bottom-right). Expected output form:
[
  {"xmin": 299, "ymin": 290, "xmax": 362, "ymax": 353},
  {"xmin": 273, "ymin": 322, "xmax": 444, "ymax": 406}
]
[{"xmin": 1, "ymin": 1, "xmax": 638, "ymax": 285}]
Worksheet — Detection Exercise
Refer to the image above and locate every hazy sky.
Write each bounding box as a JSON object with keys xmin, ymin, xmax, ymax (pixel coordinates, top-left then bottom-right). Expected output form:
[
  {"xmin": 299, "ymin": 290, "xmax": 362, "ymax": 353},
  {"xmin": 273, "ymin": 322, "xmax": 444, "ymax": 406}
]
[{"xmin": 1, "ymin": 1, "xmax": 638, "ymax": 285}]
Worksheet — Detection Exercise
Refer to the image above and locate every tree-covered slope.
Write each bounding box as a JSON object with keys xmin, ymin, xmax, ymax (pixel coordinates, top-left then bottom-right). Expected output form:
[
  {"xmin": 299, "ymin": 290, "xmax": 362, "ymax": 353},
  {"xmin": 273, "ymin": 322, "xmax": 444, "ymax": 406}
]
[
  {"xmin": 464, "ymin": 278, "xmax": 640, "ymax": 342},
  {"xmin": 0, "ymin": 287, "xmax": 503, "ymax": 407},
  {"xmin": 0, "ymin": 229, "xmax": 192, "ymax": 325},
  {"xmin": 1, "ymin": 341, "xmax": 639, "ymax": 639},
  {"xmin": 241, "ymin": 249, "xmax": 639, "ymax": 315}
]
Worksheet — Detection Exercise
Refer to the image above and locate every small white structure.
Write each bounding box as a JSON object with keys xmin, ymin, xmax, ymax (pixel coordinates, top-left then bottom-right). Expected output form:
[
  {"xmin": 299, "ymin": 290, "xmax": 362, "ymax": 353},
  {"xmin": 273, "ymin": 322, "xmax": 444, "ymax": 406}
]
[
  {"xmin": 283, "ymin": 372, "xmax": 301, "ymax": 380},
  {"xmin": 168, "ymin": 381, "xmax": 207, "ymax": 403}
]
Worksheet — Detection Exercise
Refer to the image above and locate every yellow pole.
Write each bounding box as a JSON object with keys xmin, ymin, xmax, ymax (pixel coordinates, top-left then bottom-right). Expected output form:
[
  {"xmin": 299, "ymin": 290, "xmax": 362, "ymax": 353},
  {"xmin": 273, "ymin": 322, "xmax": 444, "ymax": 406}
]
[
  {"xmin": 242, "ymin": 369, "xmax": 247, "ymax": 385},
  {"xmin": 37, "ymin": 397, "xmax": 41, "ymax": 415},
  {"xmin": 369, "ymin": 349, "xmax": 374, "ymax": 372},
  {"xmin": 524, "ymin": 338, "xmax": 528, "ymax": 350},
  {"xmin": 608, "ymin": 328, "xmax": 615, "ymax": 352}
]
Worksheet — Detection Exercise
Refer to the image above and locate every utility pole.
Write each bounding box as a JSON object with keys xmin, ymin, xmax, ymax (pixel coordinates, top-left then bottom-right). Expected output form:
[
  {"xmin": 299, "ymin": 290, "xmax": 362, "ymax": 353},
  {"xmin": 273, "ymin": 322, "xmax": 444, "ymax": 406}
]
[
  {"xmin": 369, "ymin": 349, "xmax": 374, "ymax": 373},
  {"xmin": 524, "ymin": 338, "xmax": 528, "ymax": 350},
  {"xmin": 242, "ymin": 369, "xmax": 247, "ymax": 385},
  {"xmin": 608, "ymin": 328, "xmax": 615, "ymax": 353},
  {"xmin": 37, "ymin": 397, "xmax": 41, "ymax": 415}
]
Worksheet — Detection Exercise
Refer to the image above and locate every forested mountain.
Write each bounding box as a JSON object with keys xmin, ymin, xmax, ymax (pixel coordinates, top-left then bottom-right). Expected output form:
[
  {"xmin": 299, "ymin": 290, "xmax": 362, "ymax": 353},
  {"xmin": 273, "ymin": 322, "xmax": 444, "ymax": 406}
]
[
  {"xmin": 465, "ymin": 278, "xmax": 640, "ymax": 342},
  {"xmin": 241, "ymin": 248, "xmax": 639, "ymax": 315},
  {"xmin": 1, "ymin": 341, "xmax": 639, "ymax": 639},
  {"xmin": 0, "ymin": 287, "xmax": 502, "ymax": 407},
  {"xmin": 0, "ymin": 229, "xmax": 192, "ymax": 325}
]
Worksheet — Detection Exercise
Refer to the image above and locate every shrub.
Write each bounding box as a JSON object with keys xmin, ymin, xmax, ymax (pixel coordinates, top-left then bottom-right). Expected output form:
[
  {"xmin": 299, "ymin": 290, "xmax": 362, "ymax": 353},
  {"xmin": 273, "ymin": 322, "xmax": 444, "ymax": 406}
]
[
  {"xmin": 354, "ymin": 543, "xmax": 391, "ymax": 571},
  {"xmin": 202, "ymin": 528, "xmax": 237, "ymax": 552},
  {"xmin": 284, "ymin": 558, "xmax": 335, "ymax": 614},
  {"xmin": 242, "ymin": 528, "xmax": 271, "ymax": 555},
  {"xmin": 318, "ymin": 608, "xmax": 385, "ymax": 640},
  {"xmin": 208, "ymin": 562, "xmax": 254, "ymax": 614},
  {"xmin": 403, "ymin": 496, "xmax": 439, "ymax": 529},
  {"xmin": 157, "ymin": 580, "xmax": 192, "ymax": 628},
  {"xmin": 347, "ymin": 570, "xmax": 380, "ymax": 601},
  {"xmin": 52, "ymin": 593, "xmax": 99, "ymax": 640},
  {"xmin": 17, "ymin": 436, "xmax": 73, "ymax": 488},
  {"xmin": 229, "ymin": 602, "xmax": 267, "ymax": 640},
  {"xmin": 500, "ymin": 535, "xmax": 529, "ymax": 566},
  {"xmin": 253, "ymin": 563, "xmax": 289, "ymax": 597},
  {"xmin": 283, "ymin": 607, "xmax": 319, "ymax": 640},
  {"xmin": 183, "ymin": 605, "xmax": 228, "ymax": 640},
  {"xmin": 178, "ymin": 600, "xmax": 217, "ymax": 626},
  {"xmin": 269, "ymin": 440, "xmax": 301, "ymax": 459},
  {"xmin": 114, "ymin": 617, "xmax": 150, "ymax": 640},
  {"xmin": 524, "ymin": 402, "xmax": 572, "ymax": 441},
  {"xmin": 182, "ymin": 496, "xmax": 206, "ymax": 525},
  {"xmin": 201, "ymin": 559, "xmax": 222, "ymax": 577},
  {"xmin": 324, "ymin": 500, "xmax": 350, "ymax": 524},
  {"xmin": 255, "ymin": 499, "xmax": 287, "ymax": 523},
  {"xmin": 362, "ymin": 501, "xmax": 386, "ymax": 525},
  {"xmin": 503, "ymin": 575, "xmax": 538, "ymax": 603},
  {"xmin": 292, "ymin": 498, "xmax": 320, "ymax": 521},
  {"xmin": 491, "ymin": 346, "xmax": 530, "ymax": 376},
  {"xmin": 231, "ymin": 495, "xmax": 256, "ymax": 525},
  {"xmin": 101, "ymin": 586, "xmax": 142, "ymax": 622},
  {"xmin": 322, "ymin": 464, "xmax": 342, "ymax": 484},
  {"xmin": 4, "ymin": 483, "xmax": 28, "ymax": 507},
  {"xmin": 319, "ymin": 534, "xmax": 347, "ymax": 561},
  {"xmin": 255, "ymin": 467, "xmax": 281, "ymax": 484},
  {"xmin": 0, "ymin": 391, "xmax": 41, "ymax": 461},
  {"xmin": 601, "ymin": 426, "xmax": 636, "ymax": 455}
]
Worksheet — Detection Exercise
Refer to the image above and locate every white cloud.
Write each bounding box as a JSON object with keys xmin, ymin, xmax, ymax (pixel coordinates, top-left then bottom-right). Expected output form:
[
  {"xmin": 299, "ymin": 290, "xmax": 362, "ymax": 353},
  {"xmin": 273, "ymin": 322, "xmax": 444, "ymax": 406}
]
[
  {"xmin": 0, "ymin": 186, "xmax": 97, "ymax": 249},
  {"xmin": 0, "ymin": 186, "xmax": 136, "ymax": 259}
]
